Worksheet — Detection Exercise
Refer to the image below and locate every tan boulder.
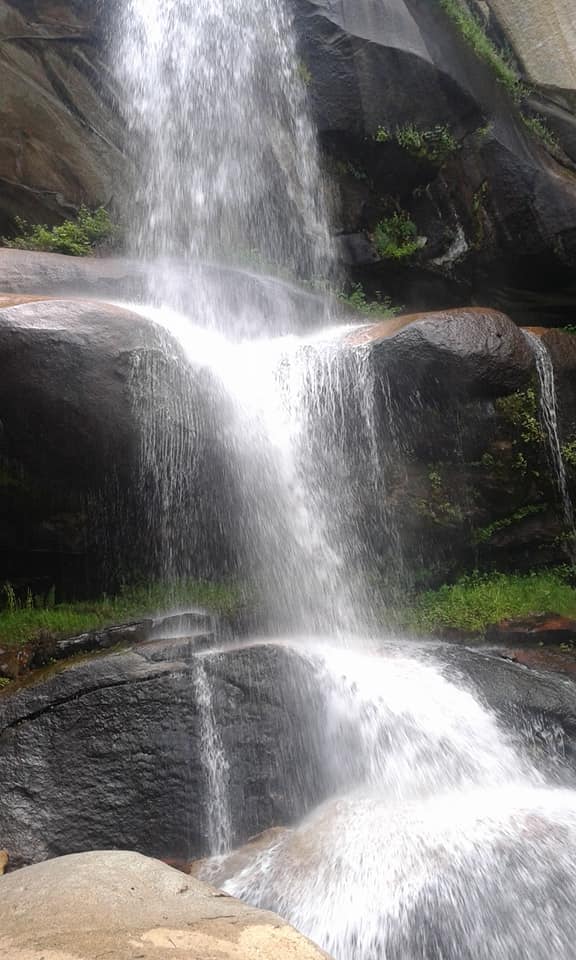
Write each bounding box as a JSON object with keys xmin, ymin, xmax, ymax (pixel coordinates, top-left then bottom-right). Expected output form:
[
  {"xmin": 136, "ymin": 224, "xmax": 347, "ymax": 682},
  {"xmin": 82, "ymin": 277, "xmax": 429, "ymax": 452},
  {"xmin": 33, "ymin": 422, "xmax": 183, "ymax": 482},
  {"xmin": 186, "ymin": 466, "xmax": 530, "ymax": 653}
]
[
  {"xmin": 486, "ymin": 0, "xmax": 576, "ymax": 104},
  {"xmin": 0, "ymin": 850, "xmax": 8, "ymax": 875},
  {"xmin": 0, "ymin": 850, "xmax": 331, "ymax": 960}
]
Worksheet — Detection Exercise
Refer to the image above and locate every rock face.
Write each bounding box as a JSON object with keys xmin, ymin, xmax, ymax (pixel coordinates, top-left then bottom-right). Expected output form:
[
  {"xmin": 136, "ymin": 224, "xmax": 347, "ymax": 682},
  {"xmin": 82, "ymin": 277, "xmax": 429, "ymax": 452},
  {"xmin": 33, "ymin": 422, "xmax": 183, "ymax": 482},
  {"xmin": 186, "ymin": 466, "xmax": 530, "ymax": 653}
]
[
  {"xmin": 0, "ymin": 294, "xmax": 230, "ymax": 594},
  {"xmin": 0, "ymin": 1, "xmax": 126, "ymax": 234},
  {"xmin": 2, "ymin": 634, "xmax": 576, "ymax": 873},
  {"xmin": 293, "ymin": 0, "xmax": 576, "ymax": 325},
  {"xmin": 345, "ymin": 313, "xmax": 576, "ymax": 585},
  {"xmin": 2, "ymin": 2, "xmax": 576, "ymax": 323},
  {"xmin": 0, "ymin": 638, "xmax": 328, "ymax": 866},
  {"xmin": 0, "ymin": 850, "xmax": 330, "ymax": 960}
]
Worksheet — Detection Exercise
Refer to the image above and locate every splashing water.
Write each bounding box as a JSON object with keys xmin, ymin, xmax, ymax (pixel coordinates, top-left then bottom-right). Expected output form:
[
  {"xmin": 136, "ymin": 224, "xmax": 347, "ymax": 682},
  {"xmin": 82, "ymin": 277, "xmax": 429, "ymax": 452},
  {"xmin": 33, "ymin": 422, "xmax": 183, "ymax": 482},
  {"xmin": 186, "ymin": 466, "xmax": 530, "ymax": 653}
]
[
  {"xmin": 203, "ymin": 642, "xmax": 576, "ymax": 960},
  {"xmin": 524, "ymin": 331, "xmax": 576, "ymax": 552}
]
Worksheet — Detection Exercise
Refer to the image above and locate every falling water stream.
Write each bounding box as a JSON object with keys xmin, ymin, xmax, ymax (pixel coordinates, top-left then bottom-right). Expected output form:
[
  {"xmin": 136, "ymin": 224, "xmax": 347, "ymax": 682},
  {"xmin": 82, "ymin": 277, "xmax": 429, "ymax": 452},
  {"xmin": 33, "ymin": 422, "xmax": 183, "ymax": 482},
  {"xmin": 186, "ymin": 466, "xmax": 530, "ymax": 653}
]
[
  {"xmin": 111, "ymin": 1, "xmax": 576, "ymax": 957},
  {"xmin": 523, "ymin": 331, "xmax": 576, "ymax": 554}
]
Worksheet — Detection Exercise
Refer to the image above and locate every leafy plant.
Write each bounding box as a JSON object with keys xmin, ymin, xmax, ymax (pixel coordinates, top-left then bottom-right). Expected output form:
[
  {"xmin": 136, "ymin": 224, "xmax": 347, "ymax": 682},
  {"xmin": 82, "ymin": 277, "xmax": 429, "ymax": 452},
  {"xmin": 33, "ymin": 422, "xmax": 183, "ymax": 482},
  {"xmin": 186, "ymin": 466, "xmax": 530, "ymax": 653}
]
[
  {"xmin": 373, "ymin": 213, "xmax": 420, "ymax": 261},
  {"xmin": 472, "ymin": 504, "xmax": 545, "ymax": 544},
  {"xmin": 338, "ymin": 283, "xmax": 401, "ymax": 318},
  {"xmin": 374, "ymin": 123, "xmax": 459, "ymax": 165},
  {"xmin": 3, "ymin": 206, "xmax": 119, "ymax": 257}
]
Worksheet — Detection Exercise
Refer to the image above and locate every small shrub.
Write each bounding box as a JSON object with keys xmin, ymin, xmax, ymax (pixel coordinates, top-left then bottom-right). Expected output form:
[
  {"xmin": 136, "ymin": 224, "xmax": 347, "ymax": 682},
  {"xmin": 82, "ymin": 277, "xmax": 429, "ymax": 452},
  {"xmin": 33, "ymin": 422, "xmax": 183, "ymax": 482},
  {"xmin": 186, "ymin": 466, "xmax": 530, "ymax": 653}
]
[
  {"xmin": 338, "ymin": 282, "xmax": 401, "ymax": 318},
  {"xmin": 374, "ymin": 123, "xmax": 459, "ymax": 164},
  {"xmin": 3, "ymin": 206, "xmax": 119, "ymax": 257},
  {"xmin": 373, "ymin": 213, "xmax": 420, "ymax": 261}
]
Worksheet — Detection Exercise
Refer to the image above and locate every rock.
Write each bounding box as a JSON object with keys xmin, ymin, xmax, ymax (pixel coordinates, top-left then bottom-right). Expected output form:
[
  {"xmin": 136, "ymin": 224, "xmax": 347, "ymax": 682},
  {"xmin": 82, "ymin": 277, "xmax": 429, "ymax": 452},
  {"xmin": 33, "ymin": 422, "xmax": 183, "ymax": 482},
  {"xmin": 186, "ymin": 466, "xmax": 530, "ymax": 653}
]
[
  {"xmin": 0, "ymin": 850, "xmax": 7, "ymax": 875},
  {"xmin": 0, "ymin": 850, "xmax": 330, "ymax": 960},
  {"xmin": 0, "ymin": 1, "xmax": 126, "ymax": 234},
  {"xmin": 485, "ymin": 0, "xmax": 576, "ymax": 105},
  {"xmin": 0, "ymin": 639, "xmax": 328, "ymax": 866},
  {"xmin": 486, "ymin": 614, "xmax": 576, "ymax": 646},
  {"xmin": 292, "ymin": 0, "xmax": 576, "ymax": 324},
  {"xmin": 352, "ymin": 307, "xmax": 534, "ymax": 399},
  {"xmin": 0, "ymin": 295, "xmax": 230, "ymax": 592}
]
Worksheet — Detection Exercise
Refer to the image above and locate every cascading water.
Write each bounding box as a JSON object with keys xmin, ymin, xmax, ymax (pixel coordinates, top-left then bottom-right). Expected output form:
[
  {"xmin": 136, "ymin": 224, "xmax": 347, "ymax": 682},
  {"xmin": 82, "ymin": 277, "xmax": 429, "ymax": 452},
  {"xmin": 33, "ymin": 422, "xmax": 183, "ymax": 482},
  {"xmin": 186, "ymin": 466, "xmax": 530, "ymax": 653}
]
[
  {"xmin": 523, "ymin": 331, "xmax": 576, "ymax": 557},
  {"xmin": 110, "ymin": 1, "xmax": 576, "ymax": 957}
]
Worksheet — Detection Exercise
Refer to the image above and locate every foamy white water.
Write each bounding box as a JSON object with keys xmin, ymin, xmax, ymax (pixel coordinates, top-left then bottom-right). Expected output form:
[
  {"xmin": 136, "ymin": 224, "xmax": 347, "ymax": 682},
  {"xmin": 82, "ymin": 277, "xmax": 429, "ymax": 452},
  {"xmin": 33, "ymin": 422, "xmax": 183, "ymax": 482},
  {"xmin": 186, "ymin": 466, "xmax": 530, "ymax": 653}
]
[{"xmin": 203, "ymin": 642, "xmax": 576, "ymax": 960}]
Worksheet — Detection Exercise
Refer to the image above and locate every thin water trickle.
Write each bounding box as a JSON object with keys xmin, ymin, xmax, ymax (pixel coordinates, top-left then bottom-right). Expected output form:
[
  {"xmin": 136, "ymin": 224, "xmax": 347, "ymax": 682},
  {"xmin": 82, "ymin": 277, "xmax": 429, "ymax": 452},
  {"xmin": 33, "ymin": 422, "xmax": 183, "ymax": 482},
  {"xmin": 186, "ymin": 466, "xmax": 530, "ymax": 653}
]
[
  {"xmin": 194, "ymin": 658, "xmax": 232, "ymax": 856},
  {"xmin": 524, "ymin": 331, "xmax": 576, "ymax": 554}
]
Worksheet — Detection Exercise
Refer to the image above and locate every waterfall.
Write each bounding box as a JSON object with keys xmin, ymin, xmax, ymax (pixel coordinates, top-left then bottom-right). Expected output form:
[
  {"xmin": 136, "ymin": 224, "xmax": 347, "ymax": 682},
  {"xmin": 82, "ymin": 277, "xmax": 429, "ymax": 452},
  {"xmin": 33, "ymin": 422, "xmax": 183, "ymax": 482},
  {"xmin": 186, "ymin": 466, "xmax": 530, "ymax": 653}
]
[
  {"xmin": 113, "ymin": 0, "xmax": 335, "ymax": 303},
  {"xmin": 111, "ymin": 0, "xmax": 388, "ymax": 635},
  {"xmin": 110, "ymin": 5, "xmax": 576, "ymax": 959},
  {"xmin": 524, "ymin": 332, "xmax": 576, "ymax": 555}
]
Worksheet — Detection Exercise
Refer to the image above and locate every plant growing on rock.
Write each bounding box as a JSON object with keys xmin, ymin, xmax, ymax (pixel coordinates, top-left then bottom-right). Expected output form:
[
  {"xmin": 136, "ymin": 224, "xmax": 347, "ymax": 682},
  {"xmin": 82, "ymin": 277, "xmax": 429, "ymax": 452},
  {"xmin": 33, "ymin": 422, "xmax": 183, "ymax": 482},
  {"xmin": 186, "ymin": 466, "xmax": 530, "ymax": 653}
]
[
  {"xmin": 373, "ymin": 213, "xmax": 420, "ymax": 261},
  {"xmin": 3, "ymin": 206, "xmax": 119, "ymax": 257},
  {"xmin": 374, "ymin": 123, "xmax": 459, "ymax": 165},
  {"xmin": 338, "ymin": 283, "xmax": 401, "ymax": 318}
]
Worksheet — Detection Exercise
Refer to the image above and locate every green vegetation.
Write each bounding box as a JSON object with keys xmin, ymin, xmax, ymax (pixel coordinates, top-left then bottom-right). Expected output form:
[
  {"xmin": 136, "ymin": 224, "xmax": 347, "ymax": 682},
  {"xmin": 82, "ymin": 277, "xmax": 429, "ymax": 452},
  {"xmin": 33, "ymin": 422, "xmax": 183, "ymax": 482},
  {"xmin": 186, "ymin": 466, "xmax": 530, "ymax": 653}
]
[
  {"xmin": 375, "ymin": 123, "xmax": 459, "ymax": 165},
  {"xmin": 3, "ymin": 206, "xmax": 119, "ymax": 257},
  {"xmin": 472, "ymin": 504, "xmax": 545, "ymax": 544},
  {"xmin": 416, "ymin": 467, "xmax": 464, "ymax": 526},
  {"xmin": 521, "ymin": 115, "xmax": 561, "ymax": 151},
  {"xmin": 0, "ymin": 580, "xmax": 243, "ymax": 648},
  {"xmin": 373, "ymin": 212, "xmax": 420, "ymax": 261},
  {"xmin": 334, "ymin": 159, "xmax": 368, "ymax": 182},
  {"xmin": 496, "ymin": 387, "xmax": 543, "ymax": 445},
  {"xmin": 437, "ymin": 0, "xmax": 525, "ymax": 102},
  {"xmin": 338, "ymin": 282, "xmax": 401, "ymax": 318},
  {"xmin": 297, "ymin": 60, "xmax": 312, "ymax": 87},
  {"xmin": 404, "ymin": 569, "xmax": 576, "ymax": 633}
]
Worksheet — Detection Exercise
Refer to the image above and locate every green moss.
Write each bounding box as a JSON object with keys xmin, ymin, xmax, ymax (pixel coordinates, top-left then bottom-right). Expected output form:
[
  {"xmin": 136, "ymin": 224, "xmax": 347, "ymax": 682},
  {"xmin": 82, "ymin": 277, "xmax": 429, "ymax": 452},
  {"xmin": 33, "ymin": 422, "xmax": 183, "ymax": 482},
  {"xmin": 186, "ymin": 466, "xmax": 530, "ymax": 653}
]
[
  {"xmin": 437, "ymin": 0, "xmax": 525, "ymax": 102},
  {"xmin": 338, "ymin": 283, "xmax": 401, "ymax": 318},
  {"xmin": 374, "ymin": 123, "xmax": 459, "ymax": 165},
  {"xmin": 0, "ymin": 580, "xmax": 244, "ymax": 648},
  {"xmin": 403, "ymin": 569, "xmax": 576, "ymax": 633},
  {"xmin": 373, "ymin": 213, "xmax": 420, "ymax": 261},
  {"xmin": 297, "ymin": 60, "xmax": 312, "ymax": 87},
  {"xmin": 562, "ymin": 441, "xmax": 576, "ymax": 469},
  {"xmin": 3, "ymin": 206, "xmax": 119, "ymax": 257}
]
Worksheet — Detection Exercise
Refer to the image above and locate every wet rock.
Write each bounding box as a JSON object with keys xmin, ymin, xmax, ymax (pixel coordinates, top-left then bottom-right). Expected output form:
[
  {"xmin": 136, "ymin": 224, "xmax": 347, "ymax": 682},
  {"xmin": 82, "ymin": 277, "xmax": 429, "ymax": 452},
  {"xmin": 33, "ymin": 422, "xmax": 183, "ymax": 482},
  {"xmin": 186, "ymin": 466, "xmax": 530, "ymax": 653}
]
[
  {"xmin": 0, "ymin": 850, "xmax": 330, "ymax": 960},
  {"xmin": 486, "ymin": 614, "xmax": 576, "ymax": 646},
  {"xmin": 0, "ymin": 639, "xmax": 327, "ymax": 866},
  {"xmin": 0, "ymin": 295, "xmax": 230, "ymax": 592},
  {"xmin": 293, "ymin": 0, "xmax": 576, "ymax": 324},
  {"xmin": 354, "ymin": 307, "xmax": 534, "ymax": 399}
]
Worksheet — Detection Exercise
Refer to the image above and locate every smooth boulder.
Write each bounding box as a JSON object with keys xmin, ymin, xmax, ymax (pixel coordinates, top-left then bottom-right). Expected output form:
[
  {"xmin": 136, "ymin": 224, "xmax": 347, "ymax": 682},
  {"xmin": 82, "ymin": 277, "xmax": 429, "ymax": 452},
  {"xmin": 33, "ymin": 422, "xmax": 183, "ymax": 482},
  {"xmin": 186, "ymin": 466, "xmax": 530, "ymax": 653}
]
[
  {"xmin": 350, "ymin": 307, "xmax": 534, "ymax": 399},
  {"xmin": 0, "ymin": 850, "xmax": 330, "ymax": 960}
]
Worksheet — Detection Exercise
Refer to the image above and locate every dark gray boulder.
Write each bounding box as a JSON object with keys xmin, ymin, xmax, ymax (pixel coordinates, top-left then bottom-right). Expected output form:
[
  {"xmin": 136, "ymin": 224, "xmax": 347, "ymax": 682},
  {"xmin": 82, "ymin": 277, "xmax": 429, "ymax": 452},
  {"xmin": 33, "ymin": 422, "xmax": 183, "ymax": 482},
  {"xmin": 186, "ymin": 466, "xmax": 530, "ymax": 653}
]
[
  {"xmin": 351, "ymin": 307, "xmax": 534, "ymax": 399},
  {"xmin": 0, "ymin": 639, "xmax": 327, "ymax": 866},
  {"xmin": 0, "ymin": 296, "xmax": 230, "ymax": 593}
]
